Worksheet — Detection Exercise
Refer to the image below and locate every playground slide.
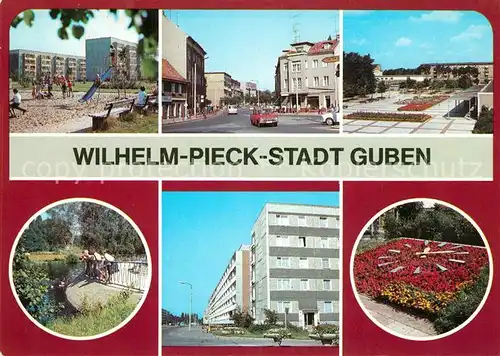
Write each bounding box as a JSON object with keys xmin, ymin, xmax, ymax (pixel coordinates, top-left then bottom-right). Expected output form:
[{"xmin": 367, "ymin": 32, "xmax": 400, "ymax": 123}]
[{"xmin": 78, "ymin": 66, "xmax": 113, "ymax": 103}]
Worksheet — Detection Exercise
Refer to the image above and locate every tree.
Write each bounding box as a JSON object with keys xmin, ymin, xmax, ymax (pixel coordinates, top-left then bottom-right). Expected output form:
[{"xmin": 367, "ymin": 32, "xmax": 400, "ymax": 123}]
[
  {"xmin": 377, "ymin": 81, "xmax": 388, "ymax": 98},
  {"xmin": 343, "ymin": 52, "xmax": 376, "ymax": 98},
  {"xmin": 457, "ymin": 74, "xmax": 473, "ymax": 90},
  {"xmin": 472, "ymin": 106, "xmax": 493, "ymax": 134},
  {"xmin": 11, "ymin": 9, "xmax": 158, "ymax": 78},
  {"xmin": 264, "ymin": 308, "xmax": 279, "ymax": 325},
  {"xmin": 230, "ymin": 307, "xmax": 254, "ymax": 328}
]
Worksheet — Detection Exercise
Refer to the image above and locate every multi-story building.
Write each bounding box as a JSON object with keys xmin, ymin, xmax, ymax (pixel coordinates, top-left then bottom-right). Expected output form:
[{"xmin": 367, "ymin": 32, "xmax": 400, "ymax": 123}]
[
  {"xmin": 231, "ymin": 79, "xmax": 243, "ymax": 98},
  {"xmin": 204, "ymin": 245, "xmax": 251, "ymax": 325},
  {"xmin": 275, "ymin": 34, "xmax": 341, "ymax": 110},
  {"xmin": 65, "ymin": 57, "xmax": 78, "ymax": 80},
  {"xmin": 186, "ymin": 36, "xmax": 207, "ymax": 114},
  {"xmin": 205, "ymin": 72, "xmax": 233, "ymax": 107},
  {"xmin": 241, "ymin": 81, "xmax": 257, "ymax": 97},
  {"xmin": 162, "ymin": 14, "xmax": 187, "ymax": 78},
  {"xmin": 478, "ymin": 80, "xmax": 493, "ymax": 111},
  {"xmin": 85, "ymin": 37, "xmax": 140, "ymax": 81},
  {"xmin": 421, "ymin": 62, "xmax": 494, "ymax": 84},
  {"xmin": 77, "ymin": 59, "xmax": 86, "ymax": 81},
  {"xmin": 163, "ymin": 58, "xmax": 188, "ymax": 119},
  {"xmin": 251, "ymin": 203, "xmax": 340, "ymax": 329},
  {"xmin": 9, "ymin": 49, "xmax": 85, "ymax": 80}
]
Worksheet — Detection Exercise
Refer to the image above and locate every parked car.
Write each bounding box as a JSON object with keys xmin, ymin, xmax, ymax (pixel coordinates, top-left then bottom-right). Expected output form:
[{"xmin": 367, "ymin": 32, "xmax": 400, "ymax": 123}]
[
  {"xmin": 250, "ymin": 107, "xmax": 278, "ymax": 127},
  {"xmin": 228, "ymin": 105, "xmax": 238, "ymax": 115},
  {"xmin": 322, "ymin": 109, "xmax": 340, "ymax": 126}
]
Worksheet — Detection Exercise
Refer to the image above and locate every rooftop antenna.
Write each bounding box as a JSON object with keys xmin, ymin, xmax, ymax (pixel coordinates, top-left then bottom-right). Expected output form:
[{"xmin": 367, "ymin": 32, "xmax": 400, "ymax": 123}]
[{"xmin": 292, "ymin": 13, "xmax": 300, "ymax": 43}]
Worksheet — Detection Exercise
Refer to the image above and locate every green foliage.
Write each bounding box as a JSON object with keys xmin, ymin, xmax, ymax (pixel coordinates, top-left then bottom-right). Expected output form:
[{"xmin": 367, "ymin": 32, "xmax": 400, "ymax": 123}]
[
  {"xmin": 230, "ymin": 307, "xmax": 254, "ymax": 328},
  {"xmin": 381, "ymin": 203, "xmax": 484, "ymax": 246},
  {"xmin": 343, "ymin": 52, "xmax": 377, "ymax": 98},
  {"xmin": 473, "ymin": 106, "xmax": 493, "ymax": 134},
  {"xmin": 10, "ymin": 9, "xmax": 158, "ymax": 77},
  {"xmin": 377, "ymin": 80, "xmax": 388, "ymax": 96},
  {"xmin": 19, "ymin": 216, "xmax": 72, "ymax": 252},
  {"xmin": 314, "ymin": 323, "xmax": 339, "ymax": 337},
  {"xmin": 263, "ymin": 308, "xmax": 278, "ymax": 325},
  {"xmin": 433, "ymin": 267, "xmax": 489, "ymax": 333},
  {"xmin": 12, "ymin": 248, "xmax": 59, "ymax": 323},
  {"xmin": 248, "ymin": 323, "xmax": 273, "ymax": 333},
  {"xmin": 65, "ymin": 254, "xmax": 79, "ymax": 265}
]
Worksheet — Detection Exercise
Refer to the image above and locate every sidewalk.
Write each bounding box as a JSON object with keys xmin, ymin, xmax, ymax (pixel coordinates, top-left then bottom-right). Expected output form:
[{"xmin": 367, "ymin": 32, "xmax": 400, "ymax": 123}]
[
  {"xmin": 162, "ymin": 111, "xmax": 223, "ymax": 125},
  {"xmin": 279, "ymin": 112, "xmax": 322, "ymax": 116}
]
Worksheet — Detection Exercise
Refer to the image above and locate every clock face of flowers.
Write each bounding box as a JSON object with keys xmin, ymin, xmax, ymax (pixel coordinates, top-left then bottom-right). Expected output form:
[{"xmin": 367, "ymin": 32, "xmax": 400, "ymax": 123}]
[{"xmin": 354, "ymin": 238, "xmax": 489, "ymax": 314}]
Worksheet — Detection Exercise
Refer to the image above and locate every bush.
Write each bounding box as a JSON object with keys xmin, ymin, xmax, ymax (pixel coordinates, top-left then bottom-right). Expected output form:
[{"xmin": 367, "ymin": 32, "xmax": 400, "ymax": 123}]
[
  {"xmin": 230, "ymin": 307, "xmax": 254, "ymax": 328},
  {"xmin": 433, "ymin": 267, "xmax": 489, "ymax": 333},
  {"xmin": 314, "ymin": 323, "xmax": 339, "ymax": 336},
  {"xmin": 472, "ymin": 106, "xmax": 493, "ymax": 134},
  {"xmin": 284, "ymin": 322, "xmax": 303, "ymax": 332},
  {"xmin": 66, "ymin": 254, "xmax": 79, "ymax": 265},
  {"xmin": 264, "ymin": 308, "xmax": 278, "ymax": 325},
  {"xmin": 248, "ymin": 323, "xmax": 272, "ymax": 333}
]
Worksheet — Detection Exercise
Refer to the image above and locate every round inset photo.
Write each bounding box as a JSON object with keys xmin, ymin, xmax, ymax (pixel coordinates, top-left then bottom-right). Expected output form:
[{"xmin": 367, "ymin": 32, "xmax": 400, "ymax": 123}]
[
  {"xmin": 351, "ymin": 199, "xmax": 492, "ymax": 340},
  {"xmin": 9, "ymin": 198, "xmax": 151, "ymax": 340}
]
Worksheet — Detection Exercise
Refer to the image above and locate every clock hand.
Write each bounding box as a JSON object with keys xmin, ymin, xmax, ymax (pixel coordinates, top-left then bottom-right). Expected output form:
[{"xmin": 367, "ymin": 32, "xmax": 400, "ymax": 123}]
[{"xmin": 415, "ymin": 250, "xmax": 457, "ymax": 255}]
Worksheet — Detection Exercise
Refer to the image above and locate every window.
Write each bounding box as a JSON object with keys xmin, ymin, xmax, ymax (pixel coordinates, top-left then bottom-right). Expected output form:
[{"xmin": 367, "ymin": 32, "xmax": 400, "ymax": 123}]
[
  {"xmin": 284, "ymin": 78, "xmax": 288, "ymax": 90},
  {"xmin": 299, "ymin": 257, "xmax": 308, "ymax": 268},
  {"xmin": 283, "ymin": 63, "xmax": 288, "ymax": 72},
  {"xmin": 322, "ymin": 60, "xmax": 328, "ymax": 68},
  {"xmin": 299, "ymin": 236, "xmax": 306, "ymax": 247},
  {"xmin": 277, "ymin": 257, "xmax": 290, "ymax": 268},
  {"xmin": 321, "ymin": 237, "xmax": 329, "ymax": 248},
  {"xmin": 277, "ymin": 301, "xmax": 291, "ymax": 313},
  {"xmin": 276, "ymin": 214, "xmax": 289, "ymax": 225},
  {"xmin": 292, "ymin": 61, "xmax": 301, "ymax": 72},
  {"xmin": 305, "ymin": 60, "xmax": 308, "ymax": 69},
  {"xmin": 324, "ymin": 302, "xmax": 333, "ymax": 313},
  {"xmin": 292, "ymin": 78, "xmax": 297, "ymax": 91},
  {"xmin": 300, "ymin": 279, "xmax": 309, "ymax": 290},
  {"xmin": 298, "ymin": 216, "xmax": 306, "ymax": 227},
  {"xmin": 305, "ymin": 77, "xmax": 309, "ymax": 87},
  {"xmin": 323, "ymin": 279, "xmax": 332, "ymax": 290},
  {"xmin": 322, "ymin": 258, "xmax": 330, "ymax": 269},
  {"xmin": 323, "ymin": 76, "xmax": 330, "ymax": 86},
  {"xmin": 297, "ymin": 78, "xmax": 302, "ymax": 89},
  {"xmin": 313, "ymin": 76, "xmax": 319, "ymax": 87},
  {"xmin": 276, "ymin": 235, "xmax": 289, "ymax": 247},
  {"xmin": 319, "ymin": 217, "xmax": 328, "ymax": 228},
  {"xmin": 313, "ymin": 59, "xmax": 319, "ymax": 68},
  {"xmin": 277, "ymin": 279, "xmax": 291, "ymax": 290}
]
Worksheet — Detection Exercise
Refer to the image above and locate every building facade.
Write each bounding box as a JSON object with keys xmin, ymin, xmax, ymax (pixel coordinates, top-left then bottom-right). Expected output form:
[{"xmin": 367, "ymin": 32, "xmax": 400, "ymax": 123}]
[
  {"xmin": 478, "ymin": 80, "xmax": 493, "ymax": 111},
  {"xmin": 186, "ymin": 36, "xmax": 207, "ymax": 114},
  {"xmin": 85, "ymin": 37, "xmax": 140, "ymax": 82},
  {"xmin": 422, "ymin": 62, "xmax": 494, "ymax": 84},
  {"xmin": 275, "ymin": 35, "xmax": 340, "ymax": 111},
  {"xmin": 204, "ymin": 245, "xmax": 251, "ymax": 325},
  {"xmin": 205, "ymin": 72, "xmax": 233, "ymax": 107},
  {"xmin": 162, "ymin": 58, "xmax": 188, "ymax": 119},
  {"xmin": 241, "ymin": 81, "xmax": 257, "ymax": 97},
  {"xmin": 9, "ymin": 49, "xmax": 85, "ymax": 80},
  {"xmin": 162, "ymin": 14, "xmax": 187, "ymax": 78},
  {"xmin": 251, "ymin": 203, "xmax": 340, "ymax": 329}
]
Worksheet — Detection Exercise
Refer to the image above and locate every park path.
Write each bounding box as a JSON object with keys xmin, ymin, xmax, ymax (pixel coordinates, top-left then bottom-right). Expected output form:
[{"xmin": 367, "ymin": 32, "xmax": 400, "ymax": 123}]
[
  {"xmin": 65, "ymin": 274, "xmax": 143, "ymax": 310},
  {"xmin": 359, "ymin": 294, "xmax": 438, "ymax": 337}
]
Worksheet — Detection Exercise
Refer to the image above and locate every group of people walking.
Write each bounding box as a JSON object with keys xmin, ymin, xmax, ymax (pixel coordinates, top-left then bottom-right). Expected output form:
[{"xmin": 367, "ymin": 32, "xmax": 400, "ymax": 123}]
[{"xmin": 80, "ymin": 250, "xmax": 117, "ymax": 283}]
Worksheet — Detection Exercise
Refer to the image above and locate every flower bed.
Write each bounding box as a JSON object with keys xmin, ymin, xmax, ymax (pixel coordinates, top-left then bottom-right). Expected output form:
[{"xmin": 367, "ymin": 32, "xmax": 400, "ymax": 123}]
[
  {"xmin": 397, "ymin": 96, "xmax": 449, "ymax": 111},
  {"xmin": 354, "ymin": 238, "xmax": 488, "ymax": 314},
  {"xmin": 344, "ymin": 112, "xmax": 431, "ymax": 123}
]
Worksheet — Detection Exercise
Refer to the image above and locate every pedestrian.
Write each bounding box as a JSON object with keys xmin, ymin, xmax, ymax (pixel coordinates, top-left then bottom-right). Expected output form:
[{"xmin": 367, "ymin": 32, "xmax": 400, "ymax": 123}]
[
  {"xmin": 137, "ymin": 86, "xmax": 147, "ymax": 107},
  {"xmin": 9, "ymin": 89, "xmax": 27, "ymax": 117},
  {"xmin": 93, "ymin": 252, "xmax": 105, "ymax": 281},
  {"xmin": 61, "ymin": 79, "xmax": 67, "ymax": 98},
  {"xmin": 80, "ymin": 250, "xmax": 92, "ymax": 277},
  {"xmin": 103, "ymin": 252, "xmax": 116, "ymax": 282},
  {"xmin": 67, "ymin": 78, "xmax": 74, "ymax": 98},
  {"xmin": 31, "ymin": 80, "xmax": 36, "ymax": 100}
]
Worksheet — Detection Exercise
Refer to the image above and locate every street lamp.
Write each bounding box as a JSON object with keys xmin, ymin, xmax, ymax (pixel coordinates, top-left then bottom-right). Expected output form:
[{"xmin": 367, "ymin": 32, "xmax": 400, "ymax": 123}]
[
  {"xmin": 250, "ymin": 79, "xmax": 260, "ymax": 106},
  {"xmin": 180, "ymin": 281, "xmax": 193, "ymax": 331}
]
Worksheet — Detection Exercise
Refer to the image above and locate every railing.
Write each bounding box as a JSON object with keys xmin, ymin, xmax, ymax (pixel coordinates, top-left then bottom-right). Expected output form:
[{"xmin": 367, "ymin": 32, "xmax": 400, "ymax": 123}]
[{"xmin": 108, "ymin": 260, "xmax": 149, "ymax": 292}]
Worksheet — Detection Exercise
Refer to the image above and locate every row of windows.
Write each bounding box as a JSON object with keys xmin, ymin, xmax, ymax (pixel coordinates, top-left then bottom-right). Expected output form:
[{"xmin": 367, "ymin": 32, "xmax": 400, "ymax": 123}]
[
  {"xmin": 284, "ymin": 59, "xmax": 329, "ymax": 72},
  {"xmin": 275, "ymin": 256, "xmax": 336, "ymax": 269},
  {"xmin": 276, "ymin": 278, "xmax": 335, "ymax": 291},
  {"xmin": 276, "ymin": 301, "xmax": 335, "ymax": 313},
  {"xmin": 283, "ymin": 76, "xmax": 331, "ymax": 91},
  {"xmin": 274, "ymin": 214, "xmax": 334, "ymax": 227},
  {"xmin": 275, "ymin": 235, "xmax": 337, "ymax": 248}
]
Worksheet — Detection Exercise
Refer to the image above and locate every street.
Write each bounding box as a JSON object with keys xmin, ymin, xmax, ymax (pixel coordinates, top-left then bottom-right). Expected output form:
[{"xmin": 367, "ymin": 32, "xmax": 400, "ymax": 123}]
[
  {"xmin": 162, "ymin": 325, "xmax": 327, "ymax": 347},
  {"xmin": 162, "ymin": 108, "xmax": 339, "ymax": 133}
]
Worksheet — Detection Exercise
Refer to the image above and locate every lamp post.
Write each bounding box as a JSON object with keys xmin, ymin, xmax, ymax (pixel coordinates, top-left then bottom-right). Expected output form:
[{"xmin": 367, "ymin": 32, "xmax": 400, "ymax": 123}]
[
  {"xmin": 285, "ymin": 307, "xmax": 289, "ymax": 330},
  {"xmin": 180, "ymin": 281, "xmax": 193, "ymax": 331}
]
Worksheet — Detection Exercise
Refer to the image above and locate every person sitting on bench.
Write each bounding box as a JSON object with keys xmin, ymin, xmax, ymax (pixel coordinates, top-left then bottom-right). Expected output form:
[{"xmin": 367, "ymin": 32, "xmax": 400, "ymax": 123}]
[
  {"xmin": 10, "ymin": 89, "xmax": 27, "ymax": 117},
  {"xmin": 137, "ymin": 86, "xmax": 147, "ymax": 107}
]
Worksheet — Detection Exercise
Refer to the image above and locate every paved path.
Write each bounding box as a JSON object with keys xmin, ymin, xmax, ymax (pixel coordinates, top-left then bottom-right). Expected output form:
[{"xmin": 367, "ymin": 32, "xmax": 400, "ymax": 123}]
[
  {"xmin": 359, "ymin": 294, "xmax": 437, "ymax": 337},
  {"xmin": 343, "ymin": 92, "xmax": 476, "ymax": 134},
  {"xmin": 162, "ymin": 108, "xmax": 339, "ymax": 133},
  {"xmin": 65, "ymin": 274, "xmax": 143, "ymax": 310},
  {"xmin": 162, "ymin": 325, "xmax": 326, "ymax": 346}
]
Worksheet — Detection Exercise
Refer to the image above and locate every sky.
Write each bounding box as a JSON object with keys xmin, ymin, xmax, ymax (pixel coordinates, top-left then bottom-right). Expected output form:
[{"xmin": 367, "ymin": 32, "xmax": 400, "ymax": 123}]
[
  {"xmin": 161, "ymin": 191, "xmax": 339, "ymax": 316},
  {"xmin": 164, "ymin": 10, "xmax": 339, "ymax": 90},
  {"xmin": 344, "ymin": 10, "xmax": 493, "ymax": 70},
  {"xmin": 10, "ymin": 10, "xmax": 142, "ymax": 57}
]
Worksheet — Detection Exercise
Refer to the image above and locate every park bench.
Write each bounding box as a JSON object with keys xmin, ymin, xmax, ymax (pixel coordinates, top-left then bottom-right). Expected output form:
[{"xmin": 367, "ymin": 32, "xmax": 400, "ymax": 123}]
[{"xmin": 89, "ymin": 98, "xmax": 135, "ymax": 131}]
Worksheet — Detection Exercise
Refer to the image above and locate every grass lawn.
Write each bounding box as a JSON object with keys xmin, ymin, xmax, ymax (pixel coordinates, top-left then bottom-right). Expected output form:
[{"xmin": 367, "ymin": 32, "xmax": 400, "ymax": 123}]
[
  {"xmin": 28, "ymin": 246, "xmax": 83, "ymax": 262},
  {"xmin": 48, "ymin": 292, "xmax": 137, "ymax": 337},
  {"xmin": 355, "ymin": 238, "xmax": 388, "ymax": 255},
  {"xmin": 104, "ymin": 112, "xmax": 158, "ymax": 133}
]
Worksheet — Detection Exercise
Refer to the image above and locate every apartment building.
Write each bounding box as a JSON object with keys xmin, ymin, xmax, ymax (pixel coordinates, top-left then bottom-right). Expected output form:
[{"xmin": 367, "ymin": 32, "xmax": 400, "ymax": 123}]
[
  {"xmin": 204, "ymin": 245, "xmax": 251, "ymax": 325},
  {"xmin": 251, "ymin": 203, "xmax": 340, "ymax": 329},
  {"xmin": 77, "ymin": 59, "xmax": 86, "ymax": 81},
  {"xmin": 9, "ymin": 49, "xmax": 85, "ymax": 80},
  {"xmin": 422, "ymin": 61, "xmax": 494, "ymax": 84},
  {"xmin": 241, "ymin": 81, "xmax": 257, "ymax": 97},
  {"xmin": 86, "ymin": 37, "xmax": 140, "ymax": 81},
  {"xmin": 205, "ymin": 72, "xmax": 233, "ymax": 106},
  {"xmin": 186, "ymin": 36, "xmax": 207, "ymax": 114},
  {"xmin": 275, "ymin": 34, "xmax": 341, "ymax": 110}
]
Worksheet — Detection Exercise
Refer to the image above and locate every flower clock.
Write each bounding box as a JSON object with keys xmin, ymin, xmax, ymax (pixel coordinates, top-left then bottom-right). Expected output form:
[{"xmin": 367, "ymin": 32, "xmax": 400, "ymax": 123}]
[{"xmin": 354, "ymin": 238, "xmax": 488, "ymax": 314}]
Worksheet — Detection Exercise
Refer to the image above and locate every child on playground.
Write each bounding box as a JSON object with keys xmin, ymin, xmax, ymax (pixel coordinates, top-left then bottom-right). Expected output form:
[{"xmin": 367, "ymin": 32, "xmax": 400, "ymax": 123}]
[
  {"xmin": 137, "ymin": 86, "xmax": 147, "ymax": 106},
  {"xmin": 67, "ymin": 78, "xmax": 74, "ymax": 98},
  {"xmin": 10, "ymin": 89, "xmax": 27, "ymax": 117},
  {"xmin": 61, "ymin": 79, "xmax": 67, "ymax": 98},
  {"xmin": 110, "ymin": 45, "xmax": 117, "ymax": 67}
]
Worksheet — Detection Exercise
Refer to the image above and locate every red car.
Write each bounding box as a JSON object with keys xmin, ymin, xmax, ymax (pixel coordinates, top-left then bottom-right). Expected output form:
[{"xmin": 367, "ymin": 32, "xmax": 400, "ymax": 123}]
[{"xmin": 250, "ymin": 107, "xmax": 279, "ymax": 127}]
